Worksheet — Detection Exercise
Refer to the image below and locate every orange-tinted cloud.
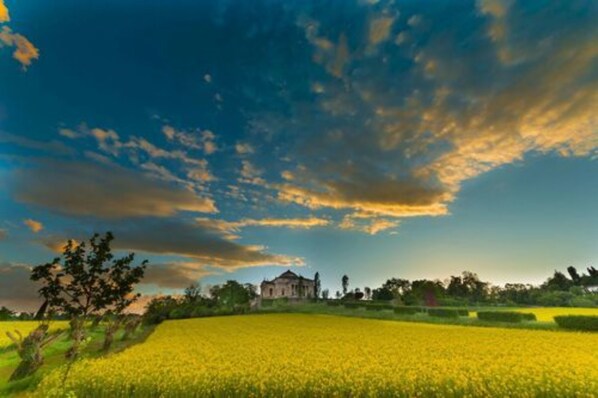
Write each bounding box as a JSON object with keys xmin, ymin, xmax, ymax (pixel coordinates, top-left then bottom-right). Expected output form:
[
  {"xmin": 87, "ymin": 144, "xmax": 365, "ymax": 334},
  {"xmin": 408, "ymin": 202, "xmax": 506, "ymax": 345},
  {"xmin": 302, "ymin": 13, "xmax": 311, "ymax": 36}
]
[
  {"xmin": 23, "ymin": 218, "xmax": 43, "ymax": 233},
  {"xmin": 0, "ymin": 26, "xmax": 39, "ymax": 68}
]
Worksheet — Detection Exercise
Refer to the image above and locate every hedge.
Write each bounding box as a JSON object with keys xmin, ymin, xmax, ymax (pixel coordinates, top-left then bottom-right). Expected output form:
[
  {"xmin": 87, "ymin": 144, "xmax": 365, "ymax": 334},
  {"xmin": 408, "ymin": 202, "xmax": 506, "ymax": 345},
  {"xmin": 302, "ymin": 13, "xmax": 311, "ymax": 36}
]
[
  {"xmin": 476, "ymin": 311, "xmax": 536, "ymax": 323},
  {"xmin": 365, "ymin": 303, "xmax": 394, "ymax": 311},
  {"xmin": 554, "ymin": 315, "xmax": 598, "ymax": 332},
  {"xmin": 427, "ymin": 308, "xmax": 461, "ymax": 318},
  {"xmin": 343, "ymin": 302, "xmax": 361, "ymax": 309},
  {"xmin": 394, "ymin": 306, "xmax": 424, "ymax": 315},
  {"xmin": 326, "ymin": 301, "xmax": 341, "ymax": 306}
]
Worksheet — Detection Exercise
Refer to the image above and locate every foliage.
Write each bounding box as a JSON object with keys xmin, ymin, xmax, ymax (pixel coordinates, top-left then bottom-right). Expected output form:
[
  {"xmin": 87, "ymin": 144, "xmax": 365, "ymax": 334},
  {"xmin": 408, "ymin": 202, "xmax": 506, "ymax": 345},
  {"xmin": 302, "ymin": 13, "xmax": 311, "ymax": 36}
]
[
  {"xmin": 427, "ymin": 308, "xmax": 461, "ymax": 318},
  {"xmin": 30, "ymin": 232, "xmax": 146, "ymax": 359},
  {"xmin": 36, "ymin": 314, "xmax": 598, "ymax": 397},
  {"xmin": 554, "ymin": 315, "xmax": 598, "ymax": 332},
  {"xmin": 0, "ymin": 307, "xmax": 16, "ymax": 321},
  {"xmin": 341, "ymin": 275, "xmax": 349, "ymax": 295},
  {"xmin": 477, "ymin": 311, "xmax": 536, "ymax": 323},
  {"xmin": 393, "ymin": 306, "xmax": 424, "ymax": 315}
]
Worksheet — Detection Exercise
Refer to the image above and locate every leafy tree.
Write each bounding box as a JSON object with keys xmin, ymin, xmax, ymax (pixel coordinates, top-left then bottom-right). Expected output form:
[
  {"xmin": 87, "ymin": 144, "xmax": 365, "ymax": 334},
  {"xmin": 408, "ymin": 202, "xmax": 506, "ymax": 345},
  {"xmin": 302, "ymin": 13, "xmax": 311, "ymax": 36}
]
[
  {"xmin": 210, "ymin": 280, "xmax": 257, "ymax": 310},
  {"xmin": 567, "ymin": 266, "xmax": 581, "ymax": 285},
  {"xmin": 542, "ymin": 271, "xmax": 573, "ymax": 291},
  {"xmin": 364, "ymin": 287, "xmax": 371, "ymax": 300},
  {"xmin": 335, "ymin": 290, "xmax": 341, "ymax": 299},
  {"xmin": 321, "ymin": 289, "xmax": 330, "ymax": 300},
  {"xmin": 314, "ymin": 272, "xmax": 321, "ymax": 299},
  {"xmin": 381, "ymin": 278, "xmax": 411, "ymax": 300},
  {"xmin": 184, "ymin": 283, "xmax": 202, "ymax": 303},
  {"xmin": 341, "ymin": 275, "xmax": 349, "ymax": 295},
  {"xmin": 31, "ymin": 232, "xmax": 146, "ymax": 359},
  {"xmin": 371, "ymin": 287, "xmax": 393, "ymax": 301}
]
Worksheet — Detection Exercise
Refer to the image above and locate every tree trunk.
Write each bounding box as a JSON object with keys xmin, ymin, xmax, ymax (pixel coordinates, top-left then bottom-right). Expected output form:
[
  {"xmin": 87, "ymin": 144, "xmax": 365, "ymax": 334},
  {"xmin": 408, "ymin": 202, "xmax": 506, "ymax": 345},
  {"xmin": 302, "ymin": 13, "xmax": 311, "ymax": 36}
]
[
  {"xmin": 66, "ymin": 317, "xmax": 85, "ymax": 360},
  {"xmin": 8, "ymin": 325, "xmax": 49, "ymax": 381}
]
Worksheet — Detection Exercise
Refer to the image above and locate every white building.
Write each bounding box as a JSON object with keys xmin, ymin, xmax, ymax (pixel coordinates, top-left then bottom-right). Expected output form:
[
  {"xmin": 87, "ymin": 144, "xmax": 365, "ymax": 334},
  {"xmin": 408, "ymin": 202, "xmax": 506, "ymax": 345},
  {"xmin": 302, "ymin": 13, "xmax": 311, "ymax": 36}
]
[{"xmin": 260, "ymin": 270, "xmax": 315, "ymax": 299}]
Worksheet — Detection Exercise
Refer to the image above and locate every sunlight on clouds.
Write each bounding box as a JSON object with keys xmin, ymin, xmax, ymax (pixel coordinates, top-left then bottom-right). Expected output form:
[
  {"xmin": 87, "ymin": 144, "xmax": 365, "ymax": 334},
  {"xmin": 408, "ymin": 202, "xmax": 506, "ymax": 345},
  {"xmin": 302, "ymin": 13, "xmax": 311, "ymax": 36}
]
[
  {"xmin": 23, "ymin": 218, "xmax": 43, "ymax": 233},
  {"xmin": 0, "ymin": 26, "xmax": 39, "ymax": 68},
  {"xmin": 0, "ymin": 0, "xmax": 9, "ymax": 23}
]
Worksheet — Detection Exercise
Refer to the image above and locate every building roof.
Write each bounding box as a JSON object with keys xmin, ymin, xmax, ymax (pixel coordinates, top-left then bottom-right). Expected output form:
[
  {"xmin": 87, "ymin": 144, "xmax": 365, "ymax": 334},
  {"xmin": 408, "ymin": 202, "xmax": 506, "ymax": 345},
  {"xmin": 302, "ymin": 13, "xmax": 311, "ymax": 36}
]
[{"xmin": 261, "ymin": 270, "xmax": 314, "ymax": 285}]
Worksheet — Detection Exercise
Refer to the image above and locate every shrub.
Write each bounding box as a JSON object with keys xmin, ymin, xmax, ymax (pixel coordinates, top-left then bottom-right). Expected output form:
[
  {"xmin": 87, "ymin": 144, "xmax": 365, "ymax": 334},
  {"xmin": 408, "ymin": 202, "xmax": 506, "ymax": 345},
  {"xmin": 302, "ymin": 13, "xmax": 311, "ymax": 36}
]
[
  {"xmin": 427, "ymin": 308, "xmax": 460, "ymax": 318},
  {"xmin": 554, "ymin": 315, "xmax": 598, "ymax": 331},
  {"xmin": 326, "ymin": 301, "xmax": 341, "ymax": 307},
  {"xmin": 394, "ymin": 306, "xmax": 423, "ymax": 315},
  {"xmin": 261, "ymin": 299, "xmax": 274, "ymax": 308},
  {"xmin": 476, "ymin": 311, "xmax": 536, "ymax": 323}
]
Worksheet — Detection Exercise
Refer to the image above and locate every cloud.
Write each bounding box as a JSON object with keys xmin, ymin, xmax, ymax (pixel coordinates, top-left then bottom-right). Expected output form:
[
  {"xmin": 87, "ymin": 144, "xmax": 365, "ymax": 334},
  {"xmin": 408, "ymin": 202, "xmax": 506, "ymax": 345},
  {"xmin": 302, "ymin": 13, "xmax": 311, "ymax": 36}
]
[
  {"xmin": 368, "ymin": 16, "xmax": 395, "ymax": 46},
  {"xmin": 0, "ymin": 0, "xmax": 9, "ymax": 23},
  {"xmin": 0, "ymin": 26, "xmax": 39, "ymax": 68},
  {"xmin": 23, "ymin": 218, "xmax": 43, "ymax": 233},
  {"xmin": 10, "ymin": 159, "xmax": 217, "ymax": 218},
  {"xmin": 0, "ymin": 131, "xmax": 74, "ymax": 156},
  {"xmin": 196, "ymin": 216, "xmax": 329, "ymax": 236},
  {"xmin": 41, "ymin": 217, "xmax": 304, "ymax": 270},
  {"xmin": 235, "ymin": 142, "xmax": 254, "ymax": 155},
  {"xmin": 0, "ymin": 262, "xmax": 41, "ymax": 312},
  {"xmin": 339, "ymin": 215, "xmax": 399, "ymax": 235},
  {"xmin": 239, "ymin": 160, "xmax": 265, "ymax": 185},
  {"xmin": 142, "ymin": 262, "xmax": 215, "ymax": 289},
  {"xmin": 162, "ymin": 125, "xmax": 217, "ymax": 155},
  {"xmin": 237, "ymin": 1, "xmax": 597, "ymax": 227}
]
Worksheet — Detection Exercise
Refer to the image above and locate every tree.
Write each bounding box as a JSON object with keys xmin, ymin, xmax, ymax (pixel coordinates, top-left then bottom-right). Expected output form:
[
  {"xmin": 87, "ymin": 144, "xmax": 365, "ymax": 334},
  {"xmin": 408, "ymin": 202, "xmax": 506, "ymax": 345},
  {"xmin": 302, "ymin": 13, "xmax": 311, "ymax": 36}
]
[
  {"xmin": 381, "ymin": 278, "xmax": 411, "ymax": 300},
  {"xmin": 210, "ymin": 280, "xmax": 256, "ymax": 310},
  {"xmin": 314, "ymin": 272, "xmax": 321, "ymax": 299},
  {"xmin": 364, "ymin": 287, "xmax": 371, "ymax": 300},
  {"xmin": 341, "ymin": 275, "xmax": 349, "ymax": 295},
  {"xmin": 372, "ymin": 287, "xmax": 393, "ymax": 301},
  {"xmin": 31, "ymin": 232, "xmax": 146, "ymax": 359},
  {"xmin": 335, "ymin": 291, "xmax": 341, "ymax": 299},
  {"xmin": 322, "ymin": 289, "xmax": 330, "ymax": 300},
  {"xmin": 0, "ymin": 306, "xmax": 15, "ymax": 321},
  {"xmin": 184, "ymin": 283, "xmax": 202, "ymax": 303},
  {"xmin": 566, "ymin": 266, "xmax": 581, "ymax": 285},
  {"xmin": 542, "ymin": 271, "xmax": 573, "ymax": 291},
  {"xmin": 6, "ymin": 323, "xmax": 63, "ymax": 381}
]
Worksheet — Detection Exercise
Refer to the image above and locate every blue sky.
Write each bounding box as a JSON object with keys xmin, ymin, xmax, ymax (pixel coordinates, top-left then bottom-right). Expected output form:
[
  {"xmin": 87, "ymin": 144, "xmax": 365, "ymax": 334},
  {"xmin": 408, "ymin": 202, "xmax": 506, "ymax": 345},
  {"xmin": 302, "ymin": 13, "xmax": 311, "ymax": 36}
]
[{"xmin": 0, "ymin": 0, "xmax": 596, "ymax": 310}]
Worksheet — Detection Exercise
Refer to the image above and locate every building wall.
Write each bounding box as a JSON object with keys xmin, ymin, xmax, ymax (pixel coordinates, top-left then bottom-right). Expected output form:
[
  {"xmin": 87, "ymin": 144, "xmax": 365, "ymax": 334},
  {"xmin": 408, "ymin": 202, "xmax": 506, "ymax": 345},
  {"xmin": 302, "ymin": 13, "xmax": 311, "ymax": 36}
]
[{"xmin": 261, "ymin": 278, "xmax": 315, "ymax": 299}]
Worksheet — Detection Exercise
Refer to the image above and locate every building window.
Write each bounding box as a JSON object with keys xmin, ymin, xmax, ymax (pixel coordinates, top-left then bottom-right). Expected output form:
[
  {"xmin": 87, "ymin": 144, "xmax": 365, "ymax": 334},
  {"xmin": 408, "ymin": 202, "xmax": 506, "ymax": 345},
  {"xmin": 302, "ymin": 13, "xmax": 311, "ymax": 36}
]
[
  {"xmin": 269, "ymin": 288, "xmax": 273, "ymax": 296},
  {"xmin": 282, "ymin": 289, "xmax": 285, "ymax": 296}
]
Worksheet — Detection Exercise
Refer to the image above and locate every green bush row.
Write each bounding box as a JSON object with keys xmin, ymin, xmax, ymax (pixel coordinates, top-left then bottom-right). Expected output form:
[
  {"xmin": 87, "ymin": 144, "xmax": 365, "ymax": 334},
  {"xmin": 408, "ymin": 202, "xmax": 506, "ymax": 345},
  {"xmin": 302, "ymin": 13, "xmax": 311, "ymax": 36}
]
[
  {"xmin": 365, "ymin": 303, "xmax": 394, "ymax": 311},
  {"xmin": 393, "ymin": 306, "xmax": 425, "ymax": 315},
  {"xmin": 477, "ymin": 311, "xmax": 536, "ymax": 323},
  {"xmin": 427, "ymin": 308, "xmax": 462, "ymax": 318},
  {"xmin": 554, "ymin": 315, "xmax": 598, "ymax": 331}
]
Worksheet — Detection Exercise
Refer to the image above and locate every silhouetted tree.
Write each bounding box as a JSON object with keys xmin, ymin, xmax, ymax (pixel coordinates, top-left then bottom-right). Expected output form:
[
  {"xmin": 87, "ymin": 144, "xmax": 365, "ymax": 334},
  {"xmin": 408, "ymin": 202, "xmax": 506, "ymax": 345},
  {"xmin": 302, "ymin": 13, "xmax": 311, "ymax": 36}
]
[
  {"xmin": 31, "ymin": 232, "xmax": 146, "ymax": 359},
  {"xmin": 567, "ymin": 266, "xmax": 581, "ymax": 285},
  {"xmin": 322, "ymin": 289, "xmax": 330, "ymax": 300},
  {"xmin": 184, "ymin": 283, "xmax": 202, "ymax": 303},
  {"xmin": 542, "ymin": 271, "xmax": 573, "ymax": 291},
  {"xmin": 364, "ymin": 287, "xmax": 371, "ymax": 300}
]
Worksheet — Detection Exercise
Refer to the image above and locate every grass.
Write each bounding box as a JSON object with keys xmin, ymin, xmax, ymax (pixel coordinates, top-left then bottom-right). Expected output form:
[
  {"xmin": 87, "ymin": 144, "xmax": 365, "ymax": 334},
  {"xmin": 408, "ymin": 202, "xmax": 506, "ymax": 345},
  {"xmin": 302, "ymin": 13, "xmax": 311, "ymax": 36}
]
[{"xmin": 0, "ymin": 322, "xmax": 154, "ymax": 397}]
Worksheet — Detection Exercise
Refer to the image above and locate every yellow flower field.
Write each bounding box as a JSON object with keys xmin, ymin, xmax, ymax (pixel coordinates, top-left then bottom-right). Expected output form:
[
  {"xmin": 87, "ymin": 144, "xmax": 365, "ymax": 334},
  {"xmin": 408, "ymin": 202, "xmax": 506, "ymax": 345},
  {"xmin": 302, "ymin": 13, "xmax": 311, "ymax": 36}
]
[
  {"xmin": 37, "ymin": 314, "xmax": 597, "ymax": 397},
  {"xmin": 0, "ymin": 321, "xmax": 68, "ymax": 349}
]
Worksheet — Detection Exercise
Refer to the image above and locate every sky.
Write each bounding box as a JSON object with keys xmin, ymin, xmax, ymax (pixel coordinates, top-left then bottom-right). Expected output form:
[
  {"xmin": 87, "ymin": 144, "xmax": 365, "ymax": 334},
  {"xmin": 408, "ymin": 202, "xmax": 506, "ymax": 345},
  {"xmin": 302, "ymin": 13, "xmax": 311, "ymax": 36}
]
[{"xmin": 0, "ymin": 0, "xmax": 597, "ymax": 311}]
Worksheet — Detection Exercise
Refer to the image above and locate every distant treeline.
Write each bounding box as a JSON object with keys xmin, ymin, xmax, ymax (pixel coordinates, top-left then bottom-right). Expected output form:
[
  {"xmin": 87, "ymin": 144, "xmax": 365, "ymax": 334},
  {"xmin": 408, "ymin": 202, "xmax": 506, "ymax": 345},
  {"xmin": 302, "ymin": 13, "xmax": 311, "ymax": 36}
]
[{"xmin": 343, "ymin": 266, "xmax": 598, "ymax": 308}]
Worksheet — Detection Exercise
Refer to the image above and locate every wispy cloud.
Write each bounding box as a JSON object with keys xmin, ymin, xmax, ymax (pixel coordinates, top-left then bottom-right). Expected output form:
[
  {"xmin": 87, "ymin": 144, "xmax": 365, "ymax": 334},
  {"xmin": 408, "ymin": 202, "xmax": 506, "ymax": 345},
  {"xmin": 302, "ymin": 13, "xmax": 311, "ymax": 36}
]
[
  {"xmin": 23, "ymin": 218, "xmax": 43, "ymax": 233},
  {"xmin": 10, "ymin": 159, "xmax": 217, "ymax": 218}
]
